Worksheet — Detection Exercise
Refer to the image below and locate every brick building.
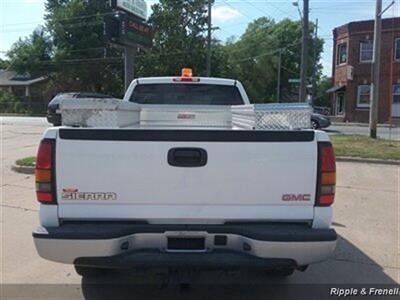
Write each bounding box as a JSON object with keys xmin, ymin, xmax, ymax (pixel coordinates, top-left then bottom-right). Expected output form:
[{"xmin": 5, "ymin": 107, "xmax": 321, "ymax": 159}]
[{"xmin": 329, "ymin": 18, "xmax": 400, "ymax": 123}]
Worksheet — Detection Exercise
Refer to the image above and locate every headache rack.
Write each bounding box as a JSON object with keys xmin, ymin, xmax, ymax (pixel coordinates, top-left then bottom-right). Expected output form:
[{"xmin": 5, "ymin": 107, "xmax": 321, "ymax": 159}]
[{"xmin": 60, "ymin": 98, "xmax": 312, "ymax": 130}]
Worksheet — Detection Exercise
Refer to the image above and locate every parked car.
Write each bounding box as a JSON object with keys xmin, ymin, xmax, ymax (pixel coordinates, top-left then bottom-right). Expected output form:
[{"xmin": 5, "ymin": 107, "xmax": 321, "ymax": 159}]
[
  {"xmin": 47, "ymin": 92, "xmax": 114, "ymax": 126},
  {"xmin": 311, "ymin": 113, "xmax": 331, "ymax": 129},
  {"xmin": 313, "ymin": 105, "xmax": 330, "ymax": 116},
  {"xmin": 33, "ymin": 70, "xmax": 337, "ymax": 278}
]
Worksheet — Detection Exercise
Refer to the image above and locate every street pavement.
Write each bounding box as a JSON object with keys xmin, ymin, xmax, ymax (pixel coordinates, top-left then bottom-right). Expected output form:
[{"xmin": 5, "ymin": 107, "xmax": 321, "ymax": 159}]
[
  {"xmin": 0, "ymin": 116, "xmax": 48, "ymax": 126},
  {"xmin": 0, "ymin": 118, "xmax": 399, "ymax": 299}
]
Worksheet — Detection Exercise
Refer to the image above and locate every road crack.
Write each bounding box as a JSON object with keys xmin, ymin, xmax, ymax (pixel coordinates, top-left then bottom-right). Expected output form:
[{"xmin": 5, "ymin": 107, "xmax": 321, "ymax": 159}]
[
  {"xmin": 337, "ymin": 185, "xmax": 397, "ymax": 193},
  {"xmin": 0, "ymin": 203, "xmax": 37, "ymax": 212}
]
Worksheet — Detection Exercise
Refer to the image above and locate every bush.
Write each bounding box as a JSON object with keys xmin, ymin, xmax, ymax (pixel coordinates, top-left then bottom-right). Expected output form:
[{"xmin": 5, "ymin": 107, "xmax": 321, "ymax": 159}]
[
  {"xmin": 15, "ymin": 156, "xmax": 36, "ymax": 167},
  {"xmin": 0, "ymin": 90, "xmax": 31, "ymax": 114}
]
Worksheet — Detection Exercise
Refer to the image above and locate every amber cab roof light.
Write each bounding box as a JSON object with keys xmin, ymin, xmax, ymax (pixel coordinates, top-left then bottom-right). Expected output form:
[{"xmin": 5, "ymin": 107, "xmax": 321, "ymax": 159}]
[
  {"xmin": 173, "ymin": 68, "xmax": 200, "ymax": 82},
  {"xmin": 181, "ymin": 68, "xmax": 193, "ymax": 77}
]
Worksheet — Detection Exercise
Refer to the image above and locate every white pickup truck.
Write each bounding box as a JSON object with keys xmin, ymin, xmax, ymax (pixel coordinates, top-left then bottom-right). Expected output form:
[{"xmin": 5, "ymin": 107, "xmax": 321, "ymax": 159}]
[{"xmin": 33, "ymin": 71, "xmax": 337, "ymax": 277}]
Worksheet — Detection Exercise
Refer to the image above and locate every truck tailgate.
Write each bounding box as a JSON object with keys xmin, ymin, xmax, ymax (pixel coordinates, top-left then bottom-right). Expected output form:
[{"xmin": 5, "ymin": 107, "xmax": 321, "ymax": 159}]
[{"xmin": 56, "ymin": 129, "xmax": 317, "ymax": 224}]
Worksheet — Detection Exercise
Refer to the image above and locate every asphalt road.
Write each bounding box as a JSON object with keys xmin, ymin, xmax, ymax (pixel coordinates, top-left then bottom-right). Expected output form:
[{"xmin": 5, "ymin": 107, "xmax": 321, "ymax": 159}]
[{"xmin": 1, "ymin": 118, "xmax": 399, "ymax": 299}]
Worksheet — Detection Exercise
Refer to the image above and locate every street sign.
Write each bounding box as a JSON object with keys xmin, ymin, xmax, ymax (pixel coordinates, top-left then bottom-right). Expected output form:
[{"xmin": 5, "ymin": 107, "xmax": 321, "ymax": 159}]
[
  {"xmin": 289, "ymin": 78, "xmax": 301, "ymax": 84},
  {"xmin": 110, "ymin": 0, "xmax": 147, "ymax": 20},
  {"xmin": 104, "ymin": 13, "xmax": 152, "ymax": 49}
]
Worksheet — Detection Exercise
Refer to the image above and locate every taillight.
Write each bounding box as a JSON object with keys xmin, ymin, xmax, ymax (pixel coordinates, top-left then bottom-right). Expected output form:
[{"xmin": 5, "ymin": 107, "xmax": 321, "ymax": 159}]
[
  {"xmin": 35, "ymin": 139, "xmax": 56, "ymax": 204},
  {"xmin": 316, "ymin": 142, "xmax": 336, "ymax": 206}
]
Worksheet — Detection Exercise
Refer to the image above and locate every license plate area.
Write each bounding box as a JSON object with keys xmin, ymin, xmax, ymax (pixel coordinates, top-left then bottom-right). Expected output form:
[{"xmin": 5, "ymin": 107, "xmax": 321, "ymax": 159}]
[{"xmin": 167, "ymin": 237, "xmax": 206, "ymax": 251}]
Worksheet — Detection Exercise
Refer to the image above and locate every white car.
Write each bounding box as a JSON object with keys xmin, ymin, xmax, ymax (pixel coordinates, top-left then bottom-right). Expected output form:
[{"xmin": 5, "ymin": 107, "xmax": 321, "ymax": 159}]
[{"xmin": 33, "ymin": 70, "xmax": 337, "ymax": 277}]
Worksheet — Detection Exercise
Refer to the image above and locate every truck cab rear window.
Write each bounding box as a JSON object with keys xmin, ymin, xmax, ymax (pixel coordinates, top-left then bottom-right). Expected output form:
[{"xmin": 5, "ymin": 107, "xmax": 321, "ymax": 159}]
[{"xmin": 130, "ymin": 84, "xmax": 243, "ymax": 105}]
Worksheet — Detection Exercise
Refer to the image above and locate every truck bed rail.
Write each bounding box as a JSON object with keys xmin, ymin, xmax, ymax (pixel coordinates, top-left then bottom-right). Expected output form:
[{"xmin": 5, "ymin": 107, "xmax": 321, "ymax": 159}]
[{"xmin": 60, "ymin": 99, "xmax": 312, "ymax": 130}]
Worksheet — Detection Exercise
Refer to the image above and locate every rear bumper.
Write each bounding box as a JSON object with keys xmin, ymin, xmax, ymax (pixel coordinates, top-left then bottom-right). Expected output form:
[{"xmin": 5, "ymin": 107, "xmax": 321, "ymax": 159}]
[{"xmin": 33, "ymin": 223, "xmax": 337, "ymax": 269}]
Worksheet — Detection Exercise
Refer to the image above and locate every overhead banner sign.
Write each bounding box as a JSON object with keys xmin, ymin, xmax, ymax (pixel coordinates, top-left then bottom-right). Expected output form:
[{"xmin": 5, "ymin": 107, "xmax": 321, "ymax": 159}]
[{"xmin": 111, "ymin": 0, "xmax": 147, "ymax": 20}]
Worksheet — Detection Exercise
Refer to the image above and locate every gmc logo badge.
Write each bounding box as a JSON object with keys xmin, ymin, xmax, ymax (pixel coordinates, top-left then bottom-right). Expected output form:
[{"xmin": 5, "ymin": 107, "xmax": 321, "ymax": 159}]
[{"xmin": 282, "ymin": 194, "xmax": 311, "ymax": 201}]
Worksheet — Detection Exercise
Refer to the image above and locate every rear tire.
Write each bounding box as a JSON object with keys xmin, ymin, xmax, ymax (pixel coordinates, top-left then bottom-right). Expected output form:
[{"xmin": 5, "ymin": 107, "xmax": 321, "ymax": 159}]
[
  {"xmin": 267, "ymin": 267, "xmax": 295, "ymax": 277},
  {"xmin": 74, "ymin": 265, "xmax": 107, "ymax": 277}
]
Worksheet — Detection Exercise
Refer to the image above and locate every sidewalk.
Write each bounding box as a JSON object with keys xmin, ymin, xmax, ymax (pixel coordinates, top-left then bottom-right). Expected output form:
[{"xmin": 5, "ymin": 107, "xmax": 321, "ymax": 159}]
[{"xmin": 331, "ymin": 122, "xmax": 398, "ymax": 128}]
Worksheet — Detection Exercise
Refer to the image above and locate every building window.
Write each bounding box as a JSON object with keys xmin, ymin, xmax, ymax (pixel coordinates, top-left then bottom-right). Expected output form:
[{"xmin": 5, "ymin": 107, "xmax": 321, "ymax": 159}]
[
  {"xmin": 395, "ymin": 38, "xmax": 400, "ymax": 61},
  {"xmin": 357, "ymin": 85, "xmax": 371, "ymax": 108},
  {"xmin": 337, "ymin": 43, "xmax": 347, "ymax": 65},
  {"xmin": 393, "ymin": 84, "xmax": 400, "ymax": 103},
  {"xmin": 360, "ymin": 40, "xmax": 373, "ymax": 62}
]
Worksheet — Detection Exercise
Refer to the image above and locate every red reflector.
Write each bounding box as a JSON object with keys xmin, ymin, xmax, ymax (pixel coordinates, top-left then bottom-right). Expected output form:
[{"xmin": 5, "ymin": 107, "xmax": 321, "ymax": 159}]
[
  {"xmin": 319, "ymin": 194, "xmax": 335, "ymax": 206},
  {"xmin": 37, "ymin": 192, "xmax": 53, "ymax": 203},
  {"xmin": 321, "ymin": 146, "xmax": 336, "ymax": 172},
  {"xmin": 36, "ymin": 141, "xmax": 52, "ymax": 170}
]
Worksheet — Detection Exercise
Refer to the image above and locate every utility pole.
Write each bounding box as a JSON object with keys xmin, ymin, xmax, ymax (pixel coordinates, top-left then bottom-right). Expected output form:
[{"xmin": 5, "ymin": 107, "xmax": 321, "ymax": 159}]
[
  {"xmin": 206, "ymin": 0, "xmax": 212, "ymax": 77},
  {"xmin": 370, "ymin": 0, "xmax": 382, "ymax": 139},
  {"xmin": 299, "ymin": 0, "xmax": 309, "ymax": 103},
  {"xmin": 124, "ymin": 47, "xmax": 135, "ymax": 92},
  {"xmin": 311, "ymin": 18, "xmax": 318, "ymax": 106},
  {"xmin": 276, "ymin": 49, "xmax": 282, "ymax": 102}
]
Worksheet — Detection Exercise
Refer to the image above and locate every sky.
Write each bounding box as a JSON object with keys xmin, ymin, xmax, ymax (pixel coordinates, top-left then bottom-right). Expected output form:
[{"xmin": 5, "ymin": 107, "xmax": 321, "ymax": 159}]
[{"xmin": 1, "ymin": 0, "xmax": 400, "ymax": 76}]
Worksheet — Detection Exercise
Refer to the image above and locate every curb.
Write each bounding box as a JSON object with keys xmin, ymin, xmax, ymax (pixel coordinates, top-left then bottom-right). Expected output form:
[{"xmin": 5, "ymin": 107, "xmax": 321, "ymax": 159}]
[
  {"xmin": 11, "ymin": 164, "xmax": 35, "ymax": 174},
  {"xmin": 331, "ymin": 122, "xmax": 398, "ymax": 128},
  {"xmin": 336, "ymin": 156, "xmax": 400, "ymax": 166}
]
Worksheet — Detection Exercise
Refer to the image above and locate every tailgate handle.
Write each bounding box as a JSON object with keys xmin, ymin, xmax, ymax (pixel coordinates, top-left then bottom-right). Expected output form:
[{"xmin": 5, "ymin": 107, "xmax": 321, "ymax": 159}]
[{"xmin": 168, "ymin": 148, "xmax": 207, "ymax": 167}]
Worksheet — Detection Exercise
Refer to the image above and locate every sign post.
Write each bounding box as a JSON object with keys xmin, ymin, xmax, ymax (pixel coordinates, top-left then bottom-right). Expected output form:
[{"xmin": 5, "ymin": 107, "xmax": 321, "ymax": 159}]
[
  {"xmin": 105, "ymin": 0, "xmax": 151, "ymax": 91},
  {"xmin": 125, "ymin": 47, "xmax": 135, "ymax": 92}
]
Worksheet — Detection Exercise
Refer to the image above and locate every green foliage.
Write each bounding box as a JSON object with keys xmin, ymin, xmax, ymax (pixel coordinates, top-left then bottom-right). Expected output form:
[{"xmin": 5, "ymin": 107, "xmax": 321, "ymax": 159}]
[
  {"xmin": 6, "ymin": 1, "xmax": 325, "ymax": 104},
  {"xmin": 315, "ymin": 76, "xmax": 332, "ymax": 107},
  {"xmin": 136, "ymin": 0, "xmax": 209, "ymax": 77},
  {"xmin": 7, "ymin": 27, "xmax": 52, "ymax": 77},
  {"xmin": 0, "ymin": 58, "xmax": 9, "ymax": 69},
  {"xmin": 222, "ymin": 18, "xmax": 323, "ymax": 103},
  {"xmin": 16, "ymin": 156, "xmax": 36, "ymax": 167},
  {"xmin": 45, "ymin": 0, "xmax": 123, "ymax": 97},
  {"xmin": 0, "ymin": 90, "xmax": 30, "ymax": 114}
]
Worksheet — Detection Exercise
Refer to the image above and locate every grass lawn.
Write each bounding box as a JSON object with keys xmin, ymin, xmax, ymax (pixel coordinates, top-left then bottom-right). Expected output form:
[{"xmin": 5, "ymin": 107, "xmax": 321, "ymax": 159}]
[
  {"xmin": 15, "ymin": 156, "xmax": 36, "ymax": 167},
  {"xmin": 330, "ymin": 134, "xmax": 400, "ymax": 160}
]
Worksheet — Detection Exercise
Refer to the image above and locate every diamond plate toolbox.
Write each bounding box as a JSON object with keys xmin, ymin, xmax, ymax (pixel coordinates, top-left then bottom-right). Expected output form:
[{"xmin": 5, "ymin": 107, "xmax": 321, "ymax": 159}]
[
  {"xmin": 232, "ymin": 103, "xmax": 312, "ymax": 130},
  {"xmin": 60, "ymin": 98, "xmax": 140, "ymax": 127}
]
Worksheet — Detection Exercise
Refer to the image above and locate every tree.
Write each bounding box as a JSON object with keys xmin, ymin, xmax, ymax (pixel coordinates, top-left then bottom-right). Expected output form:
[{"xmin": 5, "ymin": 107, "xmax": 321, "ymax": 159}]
[
  {"xmin": 0, "ymin": 90, "xmax": 29, "ymax": 114},
  {"xmin": 0, "ymin": 58, "xmax": 9, "ymax": 70},
  {"xmin": 45, "ymin": 0, "xmax": 123, "ymax": 97},
  {"xmin": 7, "ymin": 27, "xmax": 52, "ymax": 77},
  {"xmin": 222, "ymin": 18, "xmax": 323, "ymax": 103},
  {"xmin": 315, "ymin": 76, "xmax": 332, "ymax": 107},
  {"xmin": 136, "ymin": 0, "xmax": 209, "ymax": 77}
]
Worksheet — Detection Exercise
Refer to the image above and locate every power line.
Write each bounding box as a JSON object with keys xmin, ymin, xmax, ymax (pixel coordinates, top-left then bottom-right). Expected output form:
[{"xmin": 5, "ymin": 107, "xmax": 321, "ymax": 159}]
[
  {"xmin": 222, "ymin": 0, "xmax": 255, "ymax": 21},
  {"xmin": 244, "ymin": 0, "xmax": 274, "ymax": 19},
  {"xmin": 264, "ymin": 0, "xmax": 299, "ymax": 19},
  {"xmin": 1, "ymin": 21, "xmax": 103, "ymax": 33},
  {"xmin": 2, "ymin": 12, "xmax": 113, "ymax": 28},
  {"xmin": 229, "ymin": 38, "xmax": 302, "ymax": 63}
]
